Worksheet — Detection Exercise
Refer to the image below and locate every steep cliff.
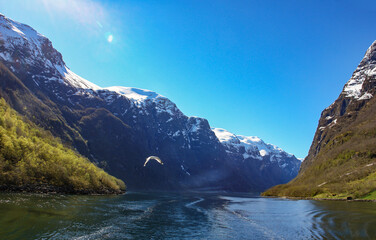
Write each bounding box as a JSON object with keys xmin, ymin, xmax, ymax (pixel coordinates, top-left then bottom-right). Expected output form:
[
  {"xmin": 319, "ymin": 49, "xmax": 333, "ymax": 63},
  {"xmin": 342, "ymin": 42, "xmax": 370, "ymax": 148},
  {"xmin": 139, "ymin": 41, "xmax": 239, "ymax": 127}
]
[{"xmin": 263, "ymin": 41, "xmax": 376, "ymax": 199}]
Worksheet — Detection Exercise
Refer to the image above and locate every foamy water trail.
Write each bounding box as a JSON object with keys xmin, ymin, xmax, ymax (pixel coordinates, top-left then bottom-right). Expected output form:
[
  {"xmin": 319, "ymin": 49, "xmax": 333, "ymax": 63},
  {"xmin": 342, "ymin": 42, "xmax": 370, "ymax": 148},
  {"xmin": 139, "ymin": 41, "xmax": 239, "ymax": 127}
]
[
  {"xmin": 185, "ymin": 197, "xmax": 204, "ymax": 207},
  {"xmin": 184, "ymin": 197, "xmax": 206, "ymax": 216},
  {"xmin": 221, "ymin": 197, "xmax": 282, "ymax": 239},
  {"xmin": 73, "ymin": 226, "xmax": 117, "ymax": 240}
]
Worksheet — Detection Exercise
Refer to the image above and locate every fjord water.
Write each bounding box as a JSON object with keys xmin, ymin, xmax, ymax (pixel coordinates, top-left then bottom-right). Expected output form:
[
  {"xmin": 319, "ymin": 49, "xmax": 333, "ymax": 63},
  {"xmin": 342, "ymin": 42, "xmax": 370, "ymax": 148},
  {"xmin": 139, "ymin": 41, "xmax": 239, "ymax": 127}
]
[{"xmin": 0, "ymin": 192, "xmax": 375, "ymax": 239}]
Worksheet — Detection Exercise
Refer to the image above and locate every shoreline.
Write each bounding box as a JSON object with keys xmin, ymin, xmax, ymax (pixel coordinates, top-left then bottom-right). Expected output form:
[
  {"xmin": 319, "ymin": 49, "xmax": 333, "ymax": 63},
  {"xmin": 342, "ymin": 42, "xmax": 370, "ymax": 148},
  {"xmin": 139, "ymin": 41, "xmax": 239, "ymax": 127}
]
[
  {"xmin": 263, "ymin": 195, "xmax": 376, "ymax": 202},
  {"xmin": 0, "ymin": 184, "xmax": 125, "ymax": 196}
]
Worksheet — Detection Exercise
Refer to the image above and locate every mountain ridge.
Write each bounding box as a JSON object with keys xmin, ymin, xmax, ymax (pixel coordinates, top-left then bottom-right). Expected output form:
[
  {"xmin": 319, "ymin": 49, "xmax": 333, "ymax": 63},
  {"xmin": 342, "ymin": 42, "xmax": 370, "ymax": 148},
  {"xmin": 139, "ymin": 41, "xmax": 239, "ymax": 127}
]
[{"xmin": 0, "ymin": 13, "xmax": 300, "ymax": 191}]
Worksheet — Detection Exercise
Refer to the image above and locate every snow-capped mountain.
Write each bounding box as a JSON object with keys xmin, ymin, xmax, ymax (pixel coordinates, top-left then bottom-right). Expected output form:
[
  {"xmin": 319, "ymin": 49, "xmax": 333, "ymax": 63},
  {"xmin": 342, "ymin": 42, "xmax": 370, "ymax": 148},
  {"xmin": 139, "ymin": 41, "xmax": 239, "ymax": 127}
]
[
  {"xmin": 213, "ymin": 128, "xmax": 297, "ymax": 164},
  {"xmin": 0, "ymin": 14, "xmax": 100, "ymax": 92},
  {"xmin": 306, "ymin": 40, "xmax": 376, "ymax": 162},
  {"xmin": 104, "ymin": 86, "xmax": 184, "ymax": 118},
  {"xmin": 342, "ymin": 40, "xmax": 376, "ymax": 100},
  {"xmin": 0, "ymin": 13, "xmax": 300, "ymax": 191},
  {"xmin": 213, "ymin": 128, "xmax": 301, "ymax": 181},
  {"xmin": 264, "ymin": 40, "xmax": 376, "ymax": 198}
]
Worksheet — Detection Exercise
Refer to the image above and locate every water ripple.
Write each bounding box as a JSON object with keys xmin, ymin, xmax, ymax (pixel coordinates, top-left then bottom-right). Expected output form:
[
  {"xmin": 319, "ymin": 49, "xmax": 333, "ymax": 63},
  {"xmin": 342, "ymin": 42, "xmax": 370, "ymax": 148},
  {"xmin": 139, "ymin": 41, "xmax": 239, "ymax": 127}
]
[{"xmin": 1, "ymin": 193, "xmax": 376, "ymax": 239}]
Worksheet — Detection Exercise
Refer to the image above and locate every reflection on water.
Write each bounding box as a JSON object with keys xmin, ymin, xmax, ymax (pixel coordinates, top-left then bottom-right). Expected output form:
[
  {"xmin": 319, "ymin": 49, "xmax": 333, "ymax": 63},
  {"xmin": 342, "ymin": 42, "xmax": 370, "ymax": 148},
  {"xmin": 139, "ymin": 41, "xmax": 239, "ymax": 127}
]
[
  {"xmin": 308, "ymin": 200, "xmax": 376, "ymax": 239},
  {"xmin": 0, "ymin": 192, "xmax": 375, "ymax": 239}
]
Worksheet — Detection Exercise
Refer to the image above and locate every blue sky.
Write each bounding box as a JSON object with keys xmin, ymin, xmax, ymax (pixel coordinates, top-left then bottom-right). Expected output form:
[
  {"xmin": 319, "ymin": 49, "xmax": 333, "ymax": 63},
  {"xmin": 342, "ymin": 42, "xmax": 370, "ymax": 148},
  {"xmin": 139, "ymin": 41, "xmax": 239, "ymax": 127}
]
[{"xmin": 1, "ymin": 0, "xmax": 376, "ymax": 158}]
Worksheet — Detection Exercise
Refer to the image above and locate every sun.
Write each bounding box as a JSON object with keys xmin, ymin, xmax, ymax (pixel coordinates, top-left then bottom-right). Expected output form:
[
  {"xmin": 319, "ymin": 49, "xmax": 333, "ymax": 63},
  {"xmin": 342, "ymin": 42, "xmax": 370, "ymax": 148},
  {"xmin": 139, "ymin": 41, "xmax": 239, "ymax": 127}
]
[{"xmin": 107, "ymin": 34, "xmax": 113, "ymax": 43}]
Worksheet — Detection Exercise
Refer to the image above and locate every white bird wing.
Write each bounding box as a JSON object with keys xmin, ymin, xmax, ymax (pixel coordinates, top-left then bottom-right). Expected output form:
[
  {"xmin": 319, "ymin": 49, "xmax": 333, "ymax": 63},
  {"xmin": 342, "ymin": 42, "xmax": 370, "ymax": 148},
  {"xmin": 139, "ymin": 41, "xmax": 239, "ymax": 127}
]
[
  {"xmin": 144, "ymin": 156, "xmax": 163, "ymax": 167},
  {"xmin": 143, "ymin": 158, "xmax": 150, "ymax": 167}
]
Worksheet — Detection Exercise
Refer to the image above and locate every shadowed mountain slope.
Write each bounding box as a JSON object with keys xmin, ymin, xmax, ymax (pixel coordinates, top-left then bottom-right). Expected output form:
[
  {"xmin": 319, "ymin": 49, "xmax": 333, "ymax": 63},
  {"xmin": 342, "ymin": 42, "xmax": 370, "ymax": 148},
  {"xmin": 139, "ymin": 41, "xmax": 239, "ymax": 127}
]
[{"xmin": 0, "ymin": 13, "xmax": 300, "ymax": 191}]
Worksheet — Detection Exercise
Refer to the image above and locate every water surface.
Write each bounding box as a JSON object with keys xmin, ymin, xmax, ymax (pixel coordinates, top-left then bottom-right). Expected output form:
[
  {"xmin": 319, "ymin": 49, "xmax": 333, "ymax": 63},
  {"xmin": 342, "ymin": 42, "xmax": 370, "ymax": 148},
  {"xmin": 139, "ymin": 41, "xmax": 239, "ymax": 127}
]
[{"xmin": 0, "ymin": 192, "xmax": 375, "ymax": 239}]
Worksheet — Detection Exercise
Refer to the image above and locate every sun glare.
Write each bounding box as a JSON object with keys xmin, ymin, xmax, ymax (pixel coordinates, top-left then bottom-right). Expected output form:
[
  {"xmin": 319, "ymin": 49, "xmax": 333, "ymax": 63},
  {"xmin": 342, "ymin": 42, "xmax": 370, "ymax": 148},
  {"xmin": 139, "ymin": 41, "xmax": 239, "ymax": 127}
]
[{"xmin": 107, "ymin": 34, "xmax": 113, "ymax": 43}]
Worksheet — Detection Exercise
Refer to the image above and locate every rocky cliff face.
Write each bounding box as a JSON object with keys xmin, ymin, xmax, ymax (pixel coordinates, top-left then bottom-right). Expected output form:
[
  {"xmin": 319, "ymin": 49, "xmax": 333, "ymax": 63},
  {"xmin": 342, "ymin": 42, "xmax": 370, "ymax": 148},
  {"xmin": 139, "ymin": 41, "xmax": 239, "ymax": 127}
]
[
  {"xmin": 302, "ymin": 40, "xmax": 376, "ymax": 171},
  {"xmin": 263, "ymin": 41, "xmax": 376, "ymax": 198},
  {"xmin": 0, "ymin": 14, "xmax": 300, "ymax": 191}
]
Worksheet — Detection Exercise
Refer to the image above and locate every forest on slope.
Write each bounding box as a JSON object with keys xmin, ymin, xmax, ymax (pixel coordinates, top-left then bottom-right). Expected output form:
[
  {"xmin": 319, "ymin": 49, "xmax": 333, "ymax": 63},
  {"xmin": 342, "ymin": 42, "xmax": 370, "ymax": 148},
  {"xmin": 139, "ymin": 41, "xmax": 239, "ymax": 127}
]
[{"xmin": 0, "ymin": 98, "xmax": 125, "ymax": 194}]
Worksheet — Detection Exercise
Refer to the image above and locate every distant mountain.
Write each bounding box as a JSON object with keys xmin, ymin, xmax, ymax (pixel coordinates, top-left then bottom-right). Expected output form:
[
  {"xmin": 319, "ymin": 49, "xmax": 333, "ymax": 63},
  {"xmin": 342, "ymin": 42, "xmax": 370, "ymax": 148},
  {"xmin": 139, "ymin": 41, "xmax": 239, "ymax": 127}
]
[
  {"xmin": 213, "ymin": 128, "xmax": 300, "ymax": 185},
  {"xmin": 263, "ymin": 41, "xmax": 376, "ymax": 199},
  {"xmin": 0, "ymin": 13, "xmax": 300, "ymax": 191}
]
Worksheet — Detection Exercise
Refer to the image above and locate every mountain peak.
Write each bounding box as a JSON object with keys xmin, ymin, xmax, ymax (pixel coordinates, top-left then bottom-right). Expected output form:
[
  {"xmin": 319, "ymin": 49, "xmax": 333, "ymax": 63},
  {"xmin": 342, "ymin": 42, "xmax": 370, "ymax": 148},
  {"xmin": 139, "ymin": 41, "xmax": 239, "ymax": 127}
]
[
  {"xmin": 212, "ymin": 127, "xmax": 295, "ymax": 161},
  {"xmin": 105, "ymin": 86, "xmax": 163, "ymax": 102},
  {"xmin": 0, "ymin": 14, "xmax": 100, "ymax": 92},
  {"xmin": 0, "ymin": 13, "xmax": 45, "ymax": 40},
  {"xmin": 360, "ymin": 40, "xmax": 376, "ymax": 66},
  {"xmin": 0, "ymin": 14, "xmax": 47, "ymax": 63},
  {"xmin": 342, "ymin": 40, "xmax": 376, "ymax": 100},
  {"xmin": 211, "ymin": 128, "xmax": 240, "ymax": 144}
]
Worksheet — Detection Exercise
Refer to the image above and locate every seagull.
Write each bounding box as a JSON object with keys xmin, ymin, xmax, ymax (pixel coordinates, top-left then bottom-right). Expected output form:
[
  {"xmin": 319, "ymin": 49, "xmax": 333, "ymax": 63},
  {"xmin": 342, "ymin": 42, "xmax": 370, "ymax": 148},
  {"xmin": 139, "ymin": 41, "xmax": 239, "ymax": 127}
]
[{"xmin": 144, "ymin": 156, "xmax": 164, "ymax": 167}]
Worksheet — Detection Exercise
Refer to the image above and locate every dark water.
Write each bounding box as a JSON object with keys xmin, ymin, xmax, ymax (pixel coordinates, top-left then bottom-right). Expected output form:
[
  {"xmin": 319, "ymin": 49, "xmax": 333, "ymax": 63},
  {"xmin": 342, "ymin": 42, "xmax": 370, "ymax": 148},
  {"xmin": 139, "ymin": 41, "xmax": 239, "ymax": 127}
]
[{"xmin": 0, "ymin": 192, "xmax": 375, "ymax": 240}]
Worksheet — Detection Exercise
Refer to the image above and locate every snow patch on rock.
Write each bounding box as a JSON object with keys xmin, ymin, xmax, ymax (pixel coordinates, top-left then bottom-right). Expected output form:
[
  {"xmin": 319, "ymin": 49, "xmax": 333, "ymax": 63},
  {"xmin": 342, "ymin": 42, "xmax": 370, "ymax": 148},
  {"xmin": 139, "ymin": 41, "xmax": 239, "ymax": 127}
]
[
  {"xmin": 359, "ymin": 92, "xmax": 373, "ymax": 100},
  {"xmin": 343, "ymin": 40, "xmax": 376, "ymax": 100},
  {"xmin": 105, "ymin": 86, "xmax": 182, "ymax": 117}
]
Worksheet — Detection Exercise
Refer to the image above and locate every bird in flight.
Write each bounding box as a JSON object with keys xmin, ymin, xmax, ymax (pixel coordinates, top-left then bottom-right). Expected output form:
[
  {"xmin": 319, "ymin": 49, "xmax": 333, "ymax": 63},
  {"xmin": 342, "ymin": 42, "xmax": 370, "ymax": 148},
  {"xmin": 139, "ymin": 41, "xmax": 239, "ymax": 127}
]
[{"xmin": 144, "ymin": 156, "xmax": 164, "ymax": 167}]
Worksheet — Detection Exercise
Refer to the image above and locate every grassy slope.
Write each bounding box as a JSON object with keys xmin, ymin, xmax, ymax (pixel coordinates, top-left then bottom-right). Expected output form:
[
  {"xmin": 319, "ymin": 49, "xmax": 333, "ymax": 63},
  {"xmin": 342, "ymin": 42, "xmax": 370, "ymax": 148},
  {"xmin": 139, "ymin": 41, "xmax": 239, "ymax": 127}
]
[
  {"xmin": 262, "ymin": 97, "xmax": 376, "ymax": 200},
  {"xmin": 0, "ymin": 98, "xmax": 125, "ymax": 194},
  {"xmin": 0, "ymin": 62, "xmax": 91, "ymax": 157}
]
